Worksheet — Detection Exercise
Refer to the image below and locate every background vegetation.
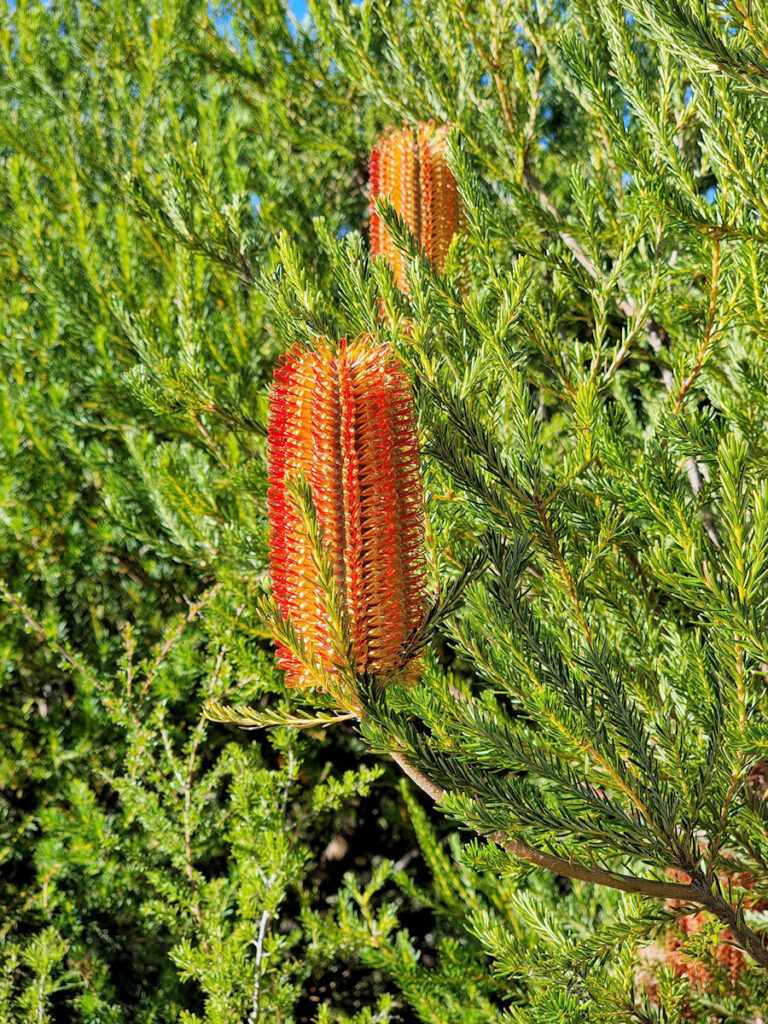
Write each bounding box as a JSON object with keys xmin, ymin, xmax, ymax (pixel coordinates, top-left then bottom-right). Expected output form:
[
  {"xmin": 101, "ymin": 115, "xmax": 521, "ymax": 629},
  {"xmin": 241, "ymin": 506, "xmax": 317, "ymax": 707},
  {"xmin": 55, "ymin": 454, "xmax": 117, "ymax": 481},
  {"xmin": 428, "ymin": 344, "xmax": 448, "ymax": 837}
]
[{"xmin": 2, "ymin": 0, "xmax": 768, "ymax": 1021}]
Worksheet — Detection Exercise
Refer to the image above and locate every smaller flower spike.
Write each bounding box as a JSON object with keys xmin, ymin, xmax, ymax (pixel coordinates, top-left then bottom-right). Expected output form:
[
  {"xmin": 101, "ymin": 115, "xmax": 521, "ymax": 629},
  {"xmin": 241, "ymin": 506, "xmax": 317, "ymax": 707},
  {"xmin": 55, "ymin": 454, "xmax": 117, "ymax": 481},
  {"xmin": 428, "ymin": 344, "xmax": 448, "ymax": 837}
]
[
  {"xmin": 370, "ymin": 121, "xmax": 463, "ymax": 291},
  {"xmin": 267, "ymin": 336, "xmax": 427, "ymax": 690}
]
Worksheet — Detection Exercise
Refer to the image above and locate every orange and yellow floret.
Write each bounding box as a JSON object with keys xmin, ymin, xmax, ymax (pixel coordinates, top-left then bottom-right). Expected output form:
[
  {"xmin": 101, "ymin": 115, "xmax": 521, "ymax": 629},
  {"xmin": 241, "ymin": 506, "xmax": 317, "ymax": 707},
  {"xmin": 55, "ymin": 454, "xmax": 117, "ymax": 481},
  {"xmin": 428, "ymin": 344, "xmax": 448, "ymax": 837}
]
[
  {"xmin": 267, "ymin": 336, "xmax": 426, "ymax": 689},
  {"xmin": 369, "ymin": 121, "xmax": 463, "ymax": 291}
]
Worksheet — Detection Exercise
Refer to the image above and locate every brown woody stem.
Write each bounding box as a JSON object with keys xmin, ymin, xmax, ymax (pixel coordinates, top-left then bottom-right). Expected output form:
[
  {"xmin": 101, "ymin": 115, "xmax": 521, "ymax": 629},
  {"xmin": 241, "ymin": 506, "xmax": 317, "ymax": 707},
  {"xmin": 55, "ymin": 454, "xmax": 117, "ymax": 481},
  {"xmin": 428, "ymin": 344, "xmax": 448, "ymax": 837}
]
[
  {"xmin": 389, "ymin": 751, "xmax": 768, "ymax": 968},
  {"xmin": 390, "ymin": 751, "xmax": 689, "ymax": 898}
]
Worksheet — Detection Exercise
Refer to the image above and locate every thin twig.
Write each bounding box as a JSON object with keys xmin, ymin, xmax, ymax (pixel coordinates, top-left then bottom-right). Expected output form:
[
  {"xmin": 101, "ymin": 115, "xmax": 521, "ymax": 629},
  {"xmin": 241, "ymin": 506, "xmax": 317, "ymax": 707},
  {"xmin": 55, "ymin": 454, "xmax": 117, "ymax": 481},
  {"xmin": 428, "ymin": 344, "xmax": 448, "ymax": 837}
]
[
  {"xmin": 140, "ymin": 583, "xmax": 221, "ymax": 698},
  {"xmin": 249, "ymin": 908, "xmax": 273, "ymax": 1024},
  {"xmin": 520, "ymin": 156, "xmax": 722, "ymax": 543},
  {"xmin": 249, "ymin": 748, "xmax": 297, "ymax": 1023},
  {"xmin": 456, "ymin": 0, "xmax": 516, "ymax": 147},
  {"xmin": 673, "ymin": 239, "xmax": 721, "ymax": 415}
]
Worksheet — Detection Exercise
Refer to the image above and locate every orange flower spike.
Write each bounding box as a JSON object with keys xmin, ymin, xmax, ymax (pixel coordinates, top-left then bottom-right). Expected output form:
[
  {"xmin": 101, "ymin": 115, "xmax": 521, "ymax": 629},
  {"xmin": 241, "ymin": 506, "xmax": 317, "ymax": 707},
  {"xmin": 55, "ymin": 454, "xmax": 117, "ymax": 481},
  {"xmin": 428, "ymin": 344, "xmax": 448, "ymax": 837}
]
[
  {"xmin": 370, "ymin": 126, "xmax": 419, "ymax": 291},
  {"xmin": 370, "ymin": 121, "xmax": 463, "ymax": 291},
  {"xmin": 267, "ymin": 336, "xmax": 427, "ymax": 689},
  {"xmin": 418, "ymin": 123, "xmax": 462, "ymax": 275}
]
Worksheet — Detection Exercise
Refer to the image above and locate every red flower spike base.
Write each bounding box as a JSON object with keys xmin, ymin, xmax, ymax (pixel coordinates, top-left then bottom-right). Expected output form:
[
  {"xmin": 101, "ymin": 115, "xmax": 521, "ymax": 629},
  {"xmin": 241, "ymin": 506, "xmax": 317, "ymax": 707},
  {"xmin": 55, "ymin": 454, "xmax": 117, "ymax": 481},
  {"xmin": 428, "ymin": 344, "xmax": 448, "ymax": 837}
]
[
  {"xmin": 267, "ymin": 336, "xmax": 427, "ymax": 690},
  {"xmin": 369, "ymin": 121, "xmax": 463, "ymax": 292}
]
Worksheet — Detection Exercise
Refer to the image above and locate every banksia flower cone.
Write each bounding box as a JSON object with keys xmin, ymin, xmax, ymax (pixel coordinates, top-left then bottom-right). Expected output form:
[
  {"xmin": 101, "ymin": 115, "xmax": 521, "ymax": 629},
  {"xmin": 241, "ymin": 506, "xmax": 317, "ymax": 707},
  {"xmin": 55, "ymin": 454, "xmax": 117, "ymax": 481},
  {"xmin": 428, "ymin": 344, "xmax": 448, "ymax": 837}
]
[
  {"xmin": 370, "ymin": 121, "xmax": 462, "ymax": 291},
  {"xmin": 267, "ymin": 336, "xmax": 426, "ymax": 690}
]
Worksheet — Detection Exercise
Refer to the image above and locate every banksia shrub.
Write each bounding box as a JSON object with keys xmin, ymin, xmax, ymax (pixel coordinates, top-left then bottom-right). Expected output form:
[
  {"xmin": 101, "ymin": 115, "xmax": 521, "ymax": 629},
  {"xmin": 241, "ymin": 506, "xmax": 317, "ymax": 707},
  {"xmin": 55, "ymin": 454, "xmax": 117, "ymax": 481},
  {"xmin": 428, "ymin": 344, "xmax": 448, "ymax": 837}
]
[
  {"xmin": 369, "ymin": 121, "xmax": 462, "ymax": 291},
  {"xmin": 267, "ymin": 336, "xmax": 426, "ymax": 690}
]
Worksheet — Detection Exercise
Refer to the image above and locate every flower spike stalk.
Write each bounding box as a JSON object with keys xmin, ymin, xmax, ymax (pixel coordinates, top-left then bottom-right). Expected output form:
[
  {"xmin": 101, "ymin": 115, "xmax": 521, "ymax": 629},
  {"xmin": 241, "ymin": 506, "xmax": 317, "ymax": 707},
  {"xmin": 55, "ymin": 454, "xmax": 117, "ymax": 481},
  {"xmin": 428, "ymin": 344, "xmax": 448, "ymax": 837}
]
[
  {"xmin": 369, "ymin": 121, "xmax": 463, "ymax": 291},
  {"xmin": 267, "ymin": 336, "xmax": 426, "ymax": 690}
]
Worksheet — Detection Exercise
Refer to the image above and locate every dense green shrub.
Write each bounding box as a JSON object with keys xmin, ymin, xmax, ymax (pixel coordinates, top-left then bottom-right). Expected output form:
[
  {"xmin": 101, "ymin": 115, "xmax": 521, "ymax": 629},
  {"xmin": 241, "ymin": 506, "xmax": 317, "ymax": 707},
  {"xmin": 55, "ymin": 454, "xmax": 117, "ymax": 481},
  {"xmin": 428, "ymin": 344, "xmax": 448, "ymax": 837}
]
[{"xmin": 3, "ymin": 1, "xmax": 768, "ymax": 1021}]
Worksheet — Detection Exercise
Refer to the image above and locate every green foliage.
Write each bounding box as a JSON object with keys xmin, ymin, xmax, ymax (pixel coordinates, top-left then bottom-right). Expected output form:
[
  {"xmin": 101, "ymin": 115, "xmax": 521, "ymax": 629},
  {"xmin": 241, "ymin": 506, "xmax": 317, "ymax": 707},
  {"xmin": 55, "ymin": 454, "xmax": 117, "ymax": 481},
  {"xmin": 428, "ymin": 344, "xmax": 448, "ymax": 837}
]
[{"xmin": 4, "ymin": 0, "xmax": 768, "ymax": 1021}]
